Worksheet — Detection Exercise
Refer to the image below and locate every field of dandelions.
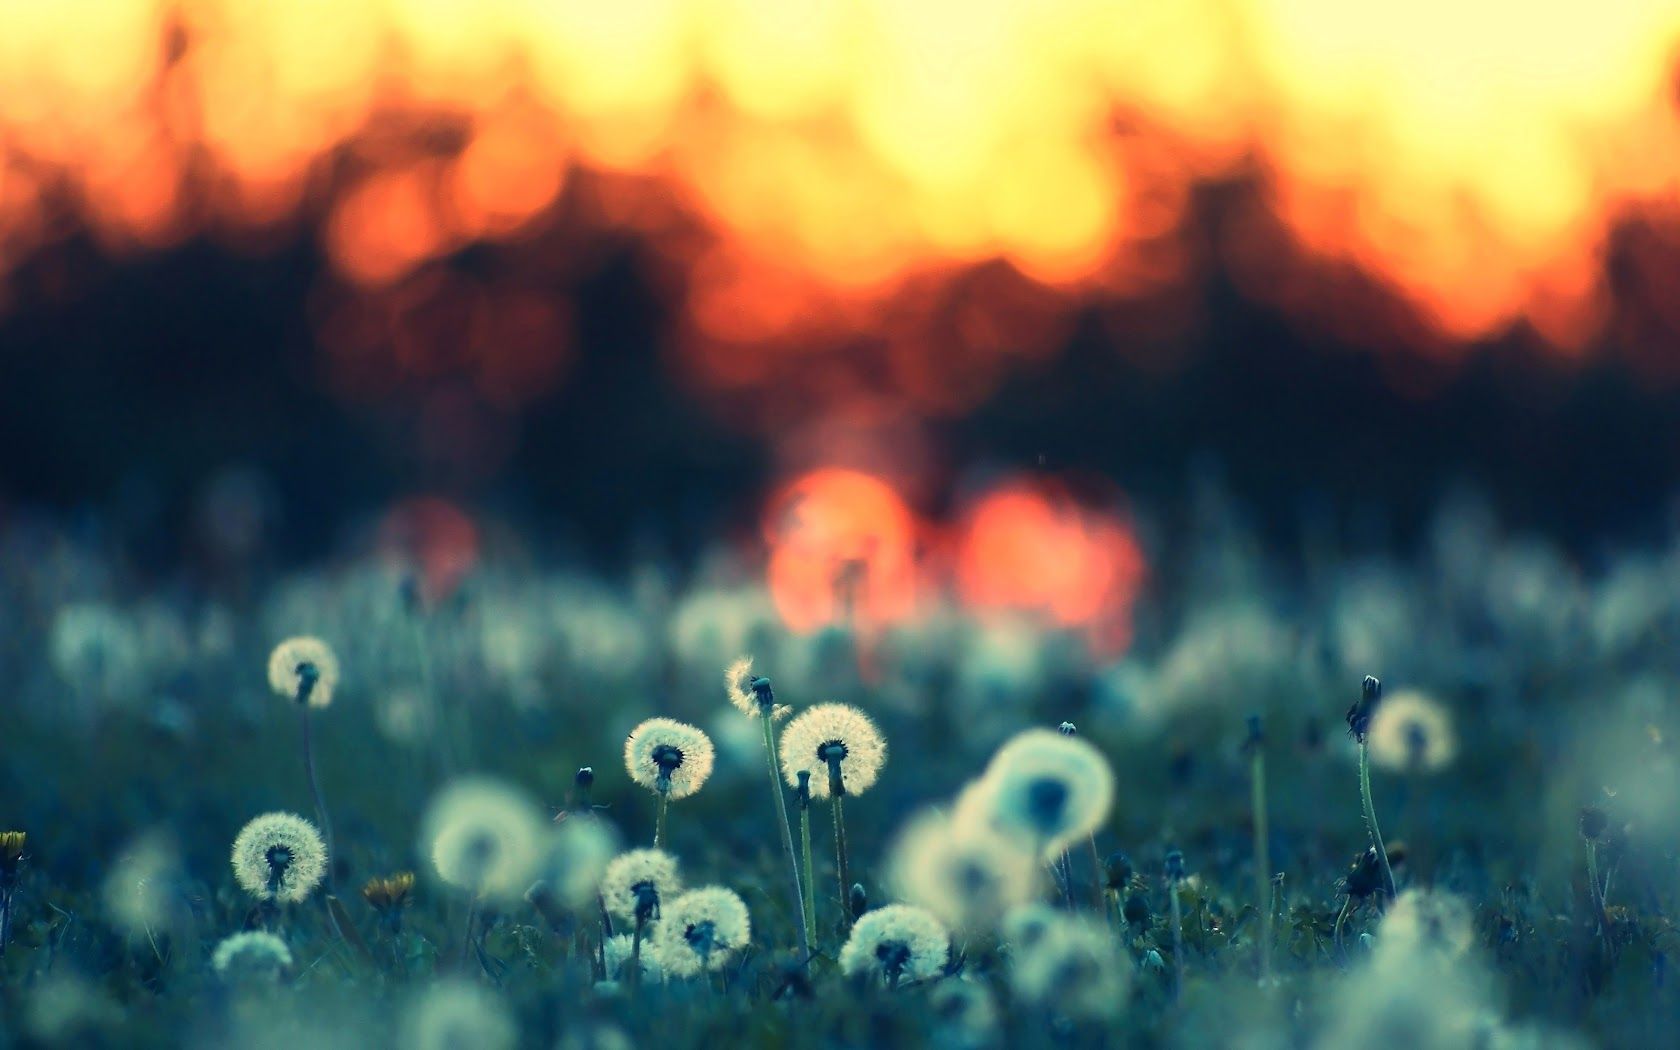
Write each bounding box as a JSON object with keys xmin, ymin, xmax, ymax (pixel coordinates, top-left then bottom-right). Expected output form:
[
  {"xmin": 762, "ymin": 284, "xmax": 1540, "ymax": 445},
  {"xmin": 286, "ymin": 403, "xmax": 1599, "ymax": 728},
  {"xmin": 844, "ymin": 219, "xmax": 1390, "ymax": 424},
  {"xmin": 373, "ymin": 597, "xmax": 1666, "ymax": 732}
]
[{"xmin": 5, "ymin": 489, "xmax": 1680, "ymax": 1048}]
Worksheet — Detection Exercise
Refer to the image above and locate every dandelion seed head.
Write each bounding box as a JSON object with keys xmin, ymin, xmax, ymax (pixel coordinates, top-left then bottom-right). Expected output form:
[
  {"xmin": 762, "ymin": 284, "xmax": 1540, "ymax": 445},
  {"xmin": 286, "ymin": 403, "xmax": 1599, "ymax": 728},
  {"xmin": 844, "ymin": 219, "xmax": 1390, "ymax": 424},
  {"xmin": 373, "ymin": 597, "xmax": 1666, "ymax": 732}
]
[
  {"xmin": 103, "ymin": 831, "xmax": 181, "ymax": 935},
  {"xmin": 838, "ymin": 903, "xmax": 950, "ymax": 983},
  {"xmin": 1367, "ymin": 691, "xmax": 1458, "ymax": 773},
  {"xmin": 230, "ymin": 812, "xmax": 326, "ymax": 904},
  {"xmin": 266, "ymin": 636, "xmax": 340, "ymax": 708},
  {"xmin": 1007, "ymin": 913, "xmax": 1129, "ymax": 1021},
  {"xmin": 970, "ymin": 728, "xmax": 1114, "ymax": 857},
  {"xmin": 600, "ymin": 848, "xmax": 682, "ymax": 924},
  {"xmin": 780, "ymin": 703, "xmax": 887, "ymax": 799},
  {"xmin": 928, "ymin": 977, "xmax": 999, "ymax": 1045},
  {"xmin": 403, "ymin": 981, "xmax": 516, "ymax": 1050},
  {"xmin": 424, "ymin": 779, "xmax": 545, "ymax": 900},
  {"xmin": 211, "ymin": 931, "xmax": 293, "ymax": 980},
  {"xmin": 1000, "ymin": 902, "xmax": 1063, "ymax": 952},
  {"xmin": 654, "ymin": 886, "xmax": 752, "ymax": 977},
  {"xmin": 887, "ymin": 809, "xmax": 1037, "ymax": 933},
  {"xmin": 624, "ymin": 717, "xmax": 715, "ymax": 800}
]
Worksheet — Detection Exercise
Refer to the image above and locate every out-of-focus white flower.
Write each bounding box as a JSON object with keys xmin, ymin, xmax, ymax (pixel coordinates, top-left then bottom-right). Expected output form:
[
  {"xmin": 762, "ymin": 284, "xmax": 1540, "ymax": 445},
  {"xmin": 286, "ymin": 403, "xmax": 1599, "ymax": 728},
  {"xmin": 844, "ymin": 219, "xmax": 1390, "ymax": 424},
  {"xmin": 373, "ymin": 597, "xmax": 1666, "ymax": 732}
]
[
  {"xmin": 267, "ymin": 636, "xmax": 340, "ymax": 707},
  {"xmin": 1366, "ymin": 691, "xmax": 1458, "ymax": 773},
  {"xmin": 402, "ymin": 981, "xmax": 516, "ymax": 1050},
  {"xmin": 1378, "ymin": 888, "xmax": 1475, "ymax": 960},
  {"xmin": 886, "ymin": 809, "xmax": 1036, "ymax": 933},
  {"xmin": 424, "ymin": 779, "xmax": 545, "ymax": 900},
  {"xmin": 964, "ymin": 728, "xmax": 1113, "ymax": 858},
  {"xmin": 1007, "ymin": 912, "xmax": 1129, "ymax": 1021},
  {"xmin": 838, "ymin": 904, "xmax": 949, "ymax": 985},
  {"xmin": 211, "ymin": 931, "xmax": 293, "ymax": 980},
  {"xmin": 653, "ymin": 887, "xmax": 752, "ymax": 977}
]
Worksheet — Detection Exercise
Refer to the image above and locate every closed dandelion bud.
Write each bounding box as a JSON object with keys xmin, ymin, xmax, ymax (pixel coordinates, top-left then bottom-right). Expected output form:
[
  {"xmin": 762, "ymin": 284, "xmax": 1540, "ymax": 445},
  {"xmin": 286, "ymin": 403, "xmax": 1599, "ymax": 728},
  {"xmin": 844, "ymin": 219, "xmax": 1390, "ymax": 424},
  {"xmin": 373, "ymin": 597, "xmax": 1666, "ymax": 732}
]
[
  {"xmin": 838, "ymin": 904, "xmax": 950, "ymax": 986},
  {"xmin": 849, "ymin": 882, "xmax": 868, "ymax": 920},
  {"xmin": 1344, "ymin": 846, "xmax": 1405, "ymax": 899},
  {"xmin": 1122, "ymin": 894, "xmax": 1151, "ymax": 929},
  {"xmin": 211, "ymin": 931, "xmax": 293, "ymax": 982},
  {"xmin": 1347, "ymin": 675, "xmax": 1382, "ymax": 742},
  {"xmin": 654, "ymin": 887, "xmax": 752, "ymax": 977},
  {"xmin": 969, "ymin": 728, "xmax": 1114, "ymax": 859},
  {"xmin": 230, "ymin": 812, "xmax": 327, "ymax": 904},
  {"xmin": 600, "ymin": 849, "xmax": 681, "ymax": 924},
  {"xmin": 780, "ymin": 703, "xmax": 886, "ymax": 799},
  {"xmin": 1579, "ymin": 806, "xmax": 1609, "ymax": 842},
  {"xmin": 402, "ymin": 981, "xmax": 516, "ymax": 1050},
  {"xmin": 624, "ymin": 718, "xmax": 715, "ymax": 800},
  {"xmin": 1104, "ymin": 851, "xmax": 1133, "ymax": 890},
  {"xmin": 1244, "ymin": 714, "xmax": 1264, "ymax": 752},
  {"xmin": 1165, "ymin": 849, "xmax": 1186, "ymax": 883},
  {"xmin": 1058, "ymin": 721, "xmax": 1077, "ymax": 736},
  {"xmin": 1367, "ymin": 691, "xmax": 1458, "ymax": 773},
  {"xmin": 424, "ymin": 779, "xmax": 545, "ymax": 901},
  {"xmin": 574, "ymin": 766, "xmax": 595, "ymax": 798},
  {"xmin": 267, "ymin": 636, "xmax": 340, "ymax": 708}
]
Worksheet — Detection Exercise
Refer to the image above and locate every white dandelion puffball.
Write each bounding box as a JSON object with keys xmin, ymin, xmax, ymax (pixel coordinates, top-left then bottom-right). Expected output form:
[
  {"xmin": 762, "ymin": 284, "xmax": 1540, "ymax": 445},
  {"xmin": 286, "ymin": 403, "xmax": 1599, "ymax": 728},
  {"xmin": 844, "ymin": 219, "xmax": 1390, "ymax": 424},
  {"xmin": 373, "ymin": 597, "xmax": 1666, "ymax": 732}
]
[
  {"xmin": 603, "ymin": 932, "xmax": 664, "ymax": 984},
  {"xmin": 266, "ymin": 636, "xmax": 340, "ymax": 707},
  {"xmin": 403, "ymin": 981, "xmax": 516, "ymax": 1050},
  {"xmin": 1366, "ymin": 691, "xmax": 1459, "ymax": 773},
  {"xmin": 725, "ymin": 656, "xmax": 790, "ymax": 720},
  {"xmin": 838, "ymin": 904, "xmax": 950, "ymax": 984},
  {"xmin": 972, "ymin": 728, "xmax": 1114, "ymax": 857},
  {"xmin": 654, "ymin": 887, "xmax": 752, "ymax": 977},
  {"xmin": 623, "ymin": 718, "xmax": 715, "ymax": 800},
  {"xmin": 230, "ymin": 812, "xmax": 327, "ymax": 904},
  {"xmin": 103, "ymin": 832, "xmax": 182, "ymax": 936},
  {"xmin": 600, "ymin": 848, "xmax": 683, "ymax": 923},
  {"xmin": 424, "ymin": 779, "xmax": 545, "ymax": 900},
  {"xmin": 1008, "ymin": 914, "xmax": 1129, "ymax": 1021},
  {"xmin": 1378, "ymin": 888, "xmax": 1476, "ymax": 960},
  {"xmin": 211, "ymin": 931, "xmax": 293, "ymax": 980},
  {"xmin": 779, "ymin": 703, "xmax": 887, "ymax": 799},
  {"xmin": 887, "ymin": 809, "xmax": 1037, "ymax": 933}
]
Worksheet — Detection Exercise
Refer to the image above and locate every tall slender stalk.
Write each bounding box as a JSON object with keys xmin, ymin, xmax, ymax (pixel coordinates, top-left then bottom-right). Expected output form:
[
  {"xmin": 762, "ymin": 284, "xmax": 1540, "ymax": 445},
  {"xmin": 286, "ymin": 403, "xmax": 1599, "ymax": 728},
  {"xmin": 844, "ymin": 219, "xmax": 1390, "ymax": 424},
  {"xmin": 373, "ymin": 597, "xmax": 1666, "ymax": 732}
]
[
  {"xmin": 828, "ymin": 756, "xmax": 852, "ymax": 932},
  {"xmin": 1358, "ymin": 743, "xmax": 1396, "ymax": 900},
  {"xmin": 760, "ymin": 705, "xmax": 812, "ymax": 960},
  {"xmin": 459, "ymin": 896, "xmax": 478, "ymax": 973},
  {"xmin": 298, "ymin": 704, "xmax": 335, "ymax": 887},
  {"xmin": 654, "ymin": 786, "xmax": 670, "ymax": 849},
  {"xmin": 1086, "ymin": 835, "xmax": 1105, "ymax": 913},
  {"xmin": 798, "ymin": 773, "xmax": 818, "ymax": 944},
  {"xmin": 1249, "ymin": 716, "xmax": 1273, "ymax": 983},
  {"xmin": 1166, "ymin": 852, "xmax": 1186, "ymax": 1001}
]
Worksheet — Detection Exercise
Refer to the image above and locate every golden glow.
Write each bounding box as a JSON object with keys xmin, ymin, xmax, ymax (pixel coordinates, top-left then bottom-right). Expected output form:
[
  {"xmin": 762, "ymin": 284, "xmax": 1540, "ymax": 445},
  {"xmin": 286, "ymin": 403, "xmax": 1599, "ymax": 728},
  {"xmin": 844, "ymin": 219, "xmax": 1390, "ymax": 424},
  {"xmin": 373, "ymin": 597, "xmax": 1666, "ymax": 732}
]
[
  {"xmin": 1, "ymin": 0, "xmax": 1678, "ymax": 363},
  {"xmin": 764, "ymin": 468, "xmax": 919, "ymax": 632}
]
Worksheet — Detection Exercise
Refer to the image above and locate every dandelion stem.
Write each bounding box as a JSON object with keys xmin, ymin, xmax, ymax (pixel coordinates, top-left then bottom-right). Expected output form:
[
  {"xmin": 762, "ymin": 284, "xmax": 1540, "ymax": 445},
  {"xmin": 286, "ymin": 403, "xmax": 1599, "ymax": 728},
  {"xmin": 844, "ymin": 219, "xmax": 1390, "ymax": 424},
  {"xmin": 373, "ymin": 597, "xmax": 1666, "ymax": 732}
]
[
  {"xmin": 0, "ymin": 888, "xmax": 11, "ymax": 956},
  {"xmin": 298, "ymin": 705, "xmax": 335, "ymax": 890},
  {"xmin": 798, "ymin": 774, "xmax": 818, "ymax": 946},
  {"xmin": 459, "ymin": 896, "xmax": 477, "ymax": 974},
  {"xmin": 1168, "ymin": 874, "xmax": 1185, "ymax": 1000},
  {"xmin": 629, "ymin": 913, "xmax": 647, "ymax": 992},
  {"xmin": 1086, "ymin": 835, "xmax": 1105, "ymax": 914},
  {"xmin": 1357, "ymin": 741, "xmax": 1396, "ymax": 901},
  {"xmin": 410, "ymin": 615, "xmax": 454, "ymax": 779},
  {"xmin": 761, "ymin": 716, "xmax": 812, "ymax": 960},
  {"xmin": 1251, "ymin": 742, "xmax": 1273, "ymax": 983},
  {"xmin": 828, "ymin": 757, "xmax": 852, "ymax": 932},
  {"xmin": 1586, "ymin": 841, "xmax": 1610, "ymax": 953},
  {"xmin": 1332, "ymin": 894, "xmax": 1353, "ymax": 967},
  {"xmin": 654, "ymin": 786, "xmax": 670, "ymax": 850}
]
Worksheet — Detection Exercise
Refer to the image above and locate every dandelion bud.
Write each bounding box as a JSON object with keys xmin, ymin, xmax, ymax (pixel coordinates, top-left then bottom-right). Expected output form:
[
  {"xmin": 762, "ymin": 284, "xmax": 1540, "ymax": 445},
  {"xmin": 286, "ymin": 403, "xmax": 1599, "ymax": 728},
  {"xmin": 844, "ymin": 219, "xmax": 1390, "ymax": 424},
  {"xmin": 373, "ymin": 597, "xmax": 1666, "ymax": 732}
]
[
  {"xmin": 1164, "ymin": 849, "xmax": 1186, "ymax": 883},
  {"xmin": 575, "ymin": 767, "xmax": 595, "ymax": 791},
  {"xmin": 1579, "ymin": 805, "xmax": 1609, "ymax": 842},
  {"xmin": 849, "ymin": 882, "xmax": 868, "ymax": 921},
  {"xmin": 1244, "ymin": 714, "xmax": 1264, "ymax": 752},
  {"xmin": 1122, "ymin": 894, "xmax": 1151, "ymax": 929},
  {"xmin": 1347, "ymin": 675, "xmax": 1382, "ymax": 742},
  {"xmin": 0, "ymin": 832, "xmax": 26, "ymax": 889},
  {"xmin": 1058, "ymin": 722, "xmax": 1077, "ymax": 736},
  {"xmin": 361, "ymin": 872, "xmax": 415, "ymax": 915},
  {"xmin": 1103, "ymin": 851, "xmax": 1132, "ymax": 890}
]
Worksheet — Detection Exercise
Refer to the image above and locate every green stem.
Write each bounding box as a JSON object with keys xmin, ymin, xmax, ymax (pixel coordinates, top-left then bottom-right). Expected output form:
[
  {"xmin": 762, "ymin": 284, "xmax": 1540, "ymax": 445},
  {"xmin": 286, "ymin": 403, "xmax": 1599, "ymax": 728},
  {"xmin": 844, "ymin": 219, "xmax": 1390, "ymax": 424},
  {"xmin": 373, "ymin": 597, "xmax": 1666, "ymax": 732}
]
[
  {"xmin": 1358, "ymin": 742, "xmax": 1396, "ymax": 900},
  {"xmin": 763, "ymin": 717, "xmax": 812, "ymax": 960},
  {"xmin": 800, "ymin": 788, "xmax": 818, "ymax": 945},
  {"xmin": 1252, "ymin": 747, "xmax": 1272, "ymax": 983},
  {"xmin": 1333, "ymin": 894, "xmax": 1353, "ymax": 966},
  {"xmin": 829, "ymin": 759, "xmax": 852, "ymax": 932},
  {"xmin": 630, "ymin": 914, "xmax": 646, "ymax": 991},
  {"xmin": 411, "ymin": 617, "xmax": 454, "ymax": 779},
  {"xmin": 654, "ymin": 787, "xmax": 670, "ymax": 850},
  {"xmin": 1168, "ymin": 878, "xmax": 1185, "ymax": 1000},
  {"xmin": 299, "ymin": 705, "xmax": 336, "ymax": 890},
  {"xmin": 459, "ymin": 897, "xmax": 477, "ymax": 973},
  {"xmin": 1086, "ymin": 835, "xmax": 1105, "ymax": 914}
]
